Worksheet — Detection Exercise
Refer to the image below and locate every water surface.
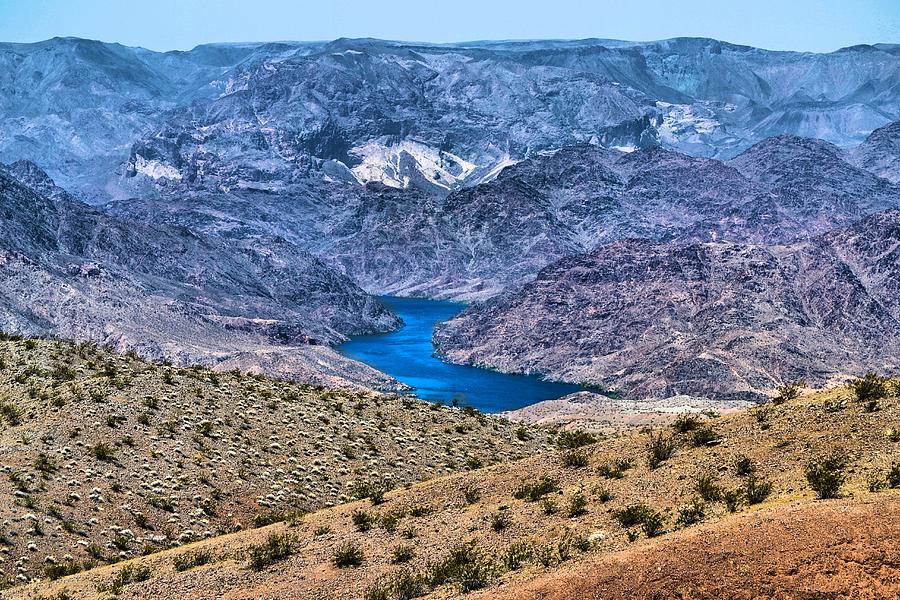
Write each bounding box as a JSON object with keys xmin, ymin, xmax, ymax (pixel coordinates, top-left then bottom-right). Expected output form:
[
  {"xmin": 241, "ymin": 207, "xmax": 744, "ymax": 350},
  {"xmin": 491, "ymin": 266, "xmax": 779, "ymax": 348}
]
[{"xmin": 339, "ymin": 296, "xmax": 585, "ymax": 413}]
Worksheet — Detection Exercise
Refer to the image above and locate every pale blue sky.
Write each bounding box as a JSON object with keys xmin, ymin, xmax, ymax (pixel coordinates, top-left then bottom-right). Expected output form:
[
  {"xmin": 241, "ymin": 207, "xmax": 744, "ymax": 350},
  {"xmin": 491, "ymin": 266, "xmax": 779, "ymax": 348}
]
[{"xmin": 0, "ymin": 0, "xmax": 897, "ymax": 52}]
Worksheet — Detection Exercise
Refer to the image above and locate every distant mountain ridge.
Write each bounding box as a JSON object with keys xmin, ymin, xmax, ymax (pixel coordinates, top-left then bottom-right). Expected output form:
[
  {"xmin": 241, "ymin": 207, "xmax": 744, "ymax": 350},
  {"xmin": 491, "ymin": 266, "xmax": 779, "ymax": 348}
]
[
  {"xmin": 0, "ymin": 161, "xmax": 400, "ymax": 387},
  {"xmin": 2, "ymin": 36, "xmax": 899, "ymax": 201},
  {"xmin": 433, "ymin": 209, "xmax": 900, "ymax": 400}
]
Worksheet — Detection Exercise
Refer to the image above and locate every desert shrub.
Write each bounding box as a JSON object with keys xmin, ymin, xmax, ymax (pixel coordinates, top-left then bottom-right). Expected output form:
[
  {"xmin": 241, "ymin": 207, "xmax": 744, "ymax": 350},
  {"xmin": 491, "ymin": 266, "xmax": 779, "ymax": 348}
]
[
  {"xmin": 350, "ymin": 478, "xmax": 394, "ymax": 505},
  {"xmin": 332, "ymin": 541, "xmax": 364, "ymax": 568},
  {"xmin": 463, "ymin": 485, "xmax": 481, "ymax": 504},
  {"xmin": 596, "ymin": 457, "xmax": 632, "ymax": 479},
  {"xmin": 696, "ymin": 473, "xmax": 721, "ymax": 502},
  {"xmin": 0, "ymin": 402, "xmax": 22, "ymax": 426},
  {"xmin": 428, "ymin": 542, "xmax": 498, "ymax": 592},
  {"xmin": 676, "ymin": 497, "xmax": 706, "ymax": 527},
  {"xmin": 722, "ymin": 488, "xmax": 742, "ymax": 512},
  {"xmin": 173, "ymin": 549, "xmax": 213, "ymax": 572},
  {"xmin": 734, "ymin": 455, "xmax": 755, "ymax": 477},
  {"xmin": 34, "ymin": 452, "xmax": 58, "ymax": 476},
  {"xmin": 88, "ymin": 442, "xmax": 115, "ymax": 462},
  {"xmin": 772, "ymin": 381, "xmax": 804, "ymax": 405},
  {"xmin": 351, "ymin": 509, "xmax": 375, "ymax": 532},
  {"xmin": 539, "ymin": 497, "xmax": 558, "ymax": 515},
  {"xmin": 887, "ymin": 463, "xmax": 900, "ymax": 488},
  {"xmin": 490, "ymin": 510, "xmax": 512, "ymax": 531},
  {"xmin": 851, "ymin": 373, "xmax": 889, "ymax": 404},
  {"xmin": 248, "ymin": 533, "xmax": 297, "ymax": 570},
  {"xmin": 805, "ymin": 451, "xmax": 847, "ymax": 499},
  {"xmin": 672, "ymin": 414, "xmax": 703, "ymax": 433},
  {"xmin": 391, "ymin": 544, "xmax": 415, "ymax": 564},
  {"xmin": 105, "ymin": 563, "xmax": 151, "ymax": 595},
  {"xmin": 512, "ymin": 476, "xmax": 560, "ymax": 502},
  {"xmin": 561, "ymin": 450, "xmax": 589, "ymax": 468},
  {"xmin": 556, "ymin": 430, "xmax": 597, "ymax": 449},
  {"xmin": 647, "ymin": 433, "xmax": 677, "ymax": 469},
  {"xmin": 44, "ymin": 559, "xmax": 91, "ymax": 580},
  {"xmin": 641, "ymin": 510, "xmax": 665, "ymax": 537},
  {"xmin": 567, "ymin": 492, "xmax": 588, "ymax": 517},
  {"xmin": 594, "ymin": 485, "xmax": 613, "ymax": 503},
  {"xmin": 691, "ymin": 426, "xmax": 720, "ymax": 447},
  {"xmin": 364, "ymin": 570, "xmax": 429, "ymax": 600},
  {"xmin": 614, "ymin": 504, "xmax": 654, "ymax": 527},
  {"xmin": 379, "ymin": 510, "xmax": 404, "ymax": 533},
  {"xmin": 743, "ymin": 476, "xmax": 774, "ymax": 504},
  {"xmin": 503, "ymin": 541, "xmax": 533, "ymax": 570}
]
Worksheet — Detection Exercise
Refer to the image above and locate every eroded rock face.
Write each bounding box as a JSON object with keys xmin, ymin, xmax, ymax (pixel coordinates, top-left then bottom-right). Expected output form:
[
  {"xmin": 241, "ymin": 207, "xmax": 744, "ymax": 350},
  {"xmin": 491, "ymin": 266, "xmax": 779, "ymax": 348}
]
[
  {"xmin": 105, "ymin": 134, "xmax": 900, "ymax": 301},
  {"xmin": 0, "ymin": 162, "xmax": 400, "ymax": 386},
  {"xmin": 851, "ymin": 120, "xmax": 900, "ymax": 184},
  {"xmin": 433, "ymin": 210, "xmax": 900, "ymax": 401}
]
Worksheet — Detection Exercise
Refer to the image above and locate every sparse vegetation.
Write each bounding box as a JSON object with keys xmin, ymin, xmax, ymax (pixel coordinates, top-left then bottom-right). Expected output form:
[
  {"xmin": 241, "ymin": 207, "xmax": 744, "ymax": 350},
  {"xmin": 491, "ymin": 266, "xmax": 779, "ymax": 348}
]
[
  {"xmin": 248, "ymin": 533, "xmax": 297, "ymax": 570},
  {"xmin": 561, "ymin": 449, "xmax": 589, "ymax": 468},
  {"xmin": 556, "ymin": 430, "xmax": 597, "ymax": 449},
  {"xmin": 173, "ymin": 549, "xmax": 214, "ymax": 572},
  {"xmin": 332, "ymin": 541, "xmax": 365, "ymax": 568},
  {"xmin": 512, "ymin": 476, "xmax": 560, "ymax": 502},
  {"xmin": 772, "ymin": 380, "xmax": 804, "ymax": 405},
  {"xmin": 851, "ymin": 373, "xmax": 890, "ymax": 404},
  {"xmin": 647, "ymin": 433, "xmax": 677, "ymax": 468},
  {"xmin": 805, "ymin": 450, "xmax": 847, "ymax": 499}
]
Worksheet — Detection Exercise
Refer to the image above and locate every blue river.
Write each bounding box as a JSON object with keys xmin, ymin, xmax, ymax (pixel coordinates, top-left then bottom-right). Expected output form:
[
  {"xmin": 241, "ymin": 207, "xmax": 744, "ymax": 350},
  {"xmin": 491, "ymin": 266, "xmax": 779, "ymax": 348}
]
[{"xmin": 338, "ymin": 296, "xmax": 585, "ymax": 413}]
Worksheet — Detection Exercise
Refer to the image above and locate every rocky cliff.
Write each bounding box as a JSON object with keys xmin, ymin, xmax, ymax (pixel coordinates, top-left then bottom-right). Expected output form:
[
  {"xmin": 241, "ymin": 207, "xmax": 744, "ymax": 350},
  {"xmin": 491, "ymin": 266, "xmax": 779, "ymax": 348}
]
[{"xmin": 434, "ymin": 210, "xmax": 900, "ymax": 400}]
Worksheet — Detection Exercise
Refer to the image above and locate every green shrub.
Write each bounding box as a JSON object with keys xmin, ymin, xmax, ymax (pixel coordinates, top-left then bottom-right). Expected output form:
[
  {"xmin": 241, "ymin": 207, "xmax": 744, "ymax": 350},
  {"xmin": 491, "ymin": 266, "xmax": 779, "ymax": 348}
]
[
  {"xmin": 671, "ymin": 414, "xmax": 703, "ymax": 433},
  {"xmin": 490, "ymin": 510, "xmax": 512, "ymax": 531},
  {"xmin": 88, "ymin": 442, "xmax": 115, "ymax": 462},
  {"xmin": 391, "ymin": 544, "xmax": 415, "ymax": 564},
  {"xmin": 676, "ymin": 498, "xmax": 705, "ymax": 527},
  {"xmin": 596, "ymin": 457, "xmax": 632, "ymax": 479},
  {"xmin": 647, "ymin": 433, "xmax": 677, "ymax": 469},
  {"xmin": 332, "ymin": 541, "xmax": 364, "ymax": 568},
  {"xmin": 539, "ymin": 497, "xmax": 558, "ymax": 515},
  {"xmin": 561, "ymin": 450, "xmax": 589, "ymax": 468},
  {"xmin": 105, "ymin": 563, "xmax": 151, "ymax": 595},
  {"xmin": 887, "ymin": 463, "xmax": 900, "ymax": 489},
  {"xmin": 691, "ymin": 426, "xmax": 720, "ymax": 447},
  {"xmin": 248, "ymin": 533, "xmax": 297, "ymax": 570},
  {"xmin": 428, "ymin": 542, "xmax": 497, "ymax": 592},
  {"xmin": 772, "ymin": 381, "xmax": 804, "ymax": 405},
  {"xmin": 556, "ymin": 430, "xmax": 597, "ymax": 449},
  {"xmin": 351, "ymin": 509, "xmax": 374, "ymax": 532},
  {"xmin": 743, "ymin": 476, "xmax": 774, "ymax": 504},
  {"xmin": 851, "ymin": 373, "xmax": 889, "ymax": 404},
  {"xmin": 463, "ymin": 485, "xmax": 480, "ymax": 504},
  {"xmin": 696, "ymin": 473, "xmax": 721, "ymax": 502},
  {"xmin": 173, "ymin": 549, "xmax": 213, "ymax": 572},
  {"xmin": 722, "ymin": 488, "xmax": 742, "ymax": 512},
  {"xmin": 502, "ymin": 541, "xmax": 533, "ymax": 570},
  {"xmin": 805, "ymin": 451, "xmax": 847, "ymax": 499},
  {"xmin": 641, "ymin": 510, "xmax": 665, "ymax": 537},
  {"xmin": 734, "ymin": 455, "xmax": 755, "ymax": 476},
  {"xmin": 567, "ymin": 492, "xmax": 588, "ymax": 517},
  {"xmin": 614, "ymin": 504, "xmax": 654, "ymax": 527},
  {"xmin": 512, "ymin": 476, "xmax": 560, "ymax": 502}
]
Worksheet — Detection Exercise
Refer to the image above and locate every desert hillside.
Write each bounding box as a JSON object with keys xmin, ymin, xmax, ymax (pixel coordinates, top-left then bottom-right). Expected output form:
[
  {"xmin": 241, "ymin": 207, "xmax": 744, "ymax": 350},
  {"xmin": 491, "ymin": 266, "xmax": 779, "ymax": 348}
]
[
  {"xmin": 11, "ymin": 371, "xmax": 900, "ymax": 599},
  {"xmin": 0, "ymin": 336, "xmax": 549, "ymax": 591}
]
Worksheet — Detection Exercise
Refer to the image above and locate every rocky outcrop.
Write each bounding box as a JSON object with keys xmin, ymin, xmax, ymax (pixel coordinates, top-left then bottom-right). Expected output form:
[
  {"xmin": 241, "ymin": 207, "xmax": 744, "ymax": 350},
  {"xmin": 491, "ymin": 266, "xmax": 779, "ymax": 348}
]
[
  {"xmin": 0, "ymin": 163, "xmax": 400, "ymax": 386},
  {"xmin": 434, "ymin": 210, "xmax": 900, "ymax": 400},
  {"xmin": 851, "ymin": 120, "xmax": 900, "ymax": 183}
]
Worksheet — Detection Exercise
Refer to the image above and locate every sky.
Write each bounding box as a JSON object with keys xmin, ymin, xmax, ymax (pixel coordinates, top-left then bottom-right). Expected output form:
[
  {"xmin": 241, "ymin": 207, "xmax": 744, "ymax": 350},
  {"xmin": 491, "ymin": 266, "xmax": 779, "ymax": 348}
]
[{"xmin": 0, "ymin": 0, "xmax": 897, "ymax": 53}]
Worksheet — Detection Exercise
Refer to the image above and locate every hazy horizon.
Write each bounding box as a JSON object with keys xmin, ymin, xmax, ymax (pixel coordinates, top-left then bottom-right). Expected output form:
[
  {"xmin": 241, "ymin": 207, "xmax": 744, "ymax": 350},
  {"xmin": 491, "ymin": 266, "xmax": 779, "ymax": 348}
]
[{"xmin": 1, "ymin": 0, "xmax": 897, "ymax": 54}]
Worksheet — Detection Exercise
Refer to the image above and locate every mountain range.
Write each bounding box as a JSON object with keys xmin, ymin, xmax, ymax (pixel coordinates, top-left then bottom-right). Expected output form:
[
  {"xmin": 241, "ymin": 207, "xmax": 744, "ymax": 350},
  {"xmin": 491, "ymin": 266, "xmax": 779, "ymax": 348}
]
[{"xmin": 2, "ymin": 36, "xmax": 900, "ymax": 397}]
